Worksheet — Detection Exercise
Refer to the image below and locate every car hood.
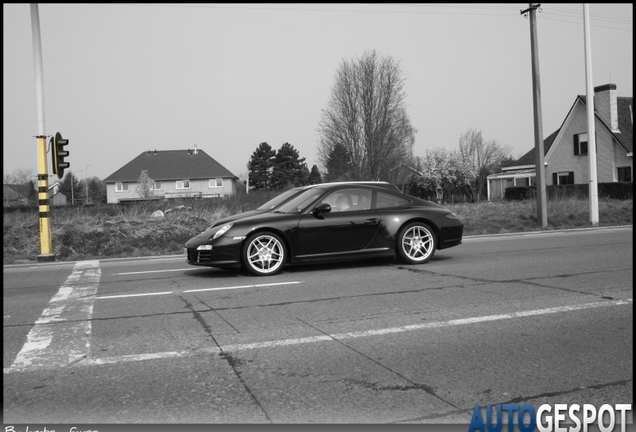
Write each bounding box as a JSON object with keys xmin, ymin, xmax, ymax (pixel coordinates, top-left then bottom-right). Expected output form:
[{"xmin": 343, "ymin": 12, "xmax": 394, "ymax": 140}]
[
  {"xmin": 187, "ymin": 210, "xmax": 296, "ymax": 245},
  {"xmin": 208, "ymin": 209, "xmax": 265, "ymax": 228}
]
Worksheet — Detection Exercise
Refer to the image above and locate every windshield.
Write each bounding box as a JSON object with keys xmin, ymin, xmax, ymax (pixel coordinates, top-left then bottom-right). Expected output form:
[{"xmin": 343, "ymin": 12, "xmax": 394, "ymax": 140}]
[
  {"xmin": 255, "ymin": 187, "xmax": 304, "ymax": 211},
  {"xmin": 276, "ymin": 188, "xmax": 326, "ymax": 213}
]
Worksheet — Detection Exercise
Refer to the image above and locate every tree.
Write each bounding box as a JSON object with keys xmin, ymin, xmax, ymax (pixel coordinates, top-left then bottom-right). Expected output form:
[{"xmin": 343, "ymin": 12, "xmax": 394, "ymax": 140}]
[
  {"xmin": 308, "ymin": 164, "xmax": 323, "ymax": 184},
  {"xmin": 26, "ymin": 179, "xmax": 37, "ymax": 206},
  {"xmin": 59, "ymin": 171, "xmax": 81, "ymax": 204},
  {"xmin": 405, "ymin": 148, "xmax": 476, "ymax": 201},
  {"xmin": 88, "ymin": 177, "xmax": 107, "ymax": 204},
  {"xmin": 317, "ymin": 49, "xmax": 415, "ymax": 181},
  {"xmin": 247, "ymin": 142, "xmax": 276, "ymax": 190},
  {"xmin": 136, "ymin": 170, "xmax": 154, "ymax": 198},
  {"xmin": 458, "ymin": 128, "xmax": 513, "ymax": 202},
  {"xmin": 3, "ymin": 168, "xmax": 32, "ymax": 185},
  {"xmin": 270, "ymin": 143, "xmax": 307, "ymax": 190},
  {"xmin": 323, "ymin": 142, "xmax": 352, "ymax": 182}
]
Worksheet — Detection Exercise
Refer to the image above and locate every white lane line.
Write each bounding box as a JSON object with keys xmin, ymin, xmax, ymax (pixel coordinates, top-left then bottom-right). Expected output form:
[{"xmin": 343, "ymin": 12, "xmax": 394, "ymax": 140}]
[
  {"xmin": 7, "ymin": 260, "xmax": 100, "ymax": 372},
  {"xmin": 96, "ymin": 291, "xmax": 174, "ymax": 300},
  {"xmin": 5, "ymin": 297, "xmax": 630, "ymax": 373},
  {"xmin": 184, "ymin": 281, "xmax": 302, "ymax": 293},
  {"xmin": 114, "ymin": 268, "xmax": 194, "ymax": 275},
  {"xmin": 94, "ymin": 281, "xmax": 303, "ymax": 300}
]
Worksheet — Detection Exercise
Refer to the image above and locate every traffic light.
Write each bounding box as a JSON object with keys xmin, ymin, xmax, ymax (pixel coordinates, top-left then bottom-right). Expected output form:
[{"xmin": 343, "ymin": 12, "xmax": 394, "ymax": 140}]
[{"xmin": 51, "ymin": 132, "xmax": 70, "ymax": 179}]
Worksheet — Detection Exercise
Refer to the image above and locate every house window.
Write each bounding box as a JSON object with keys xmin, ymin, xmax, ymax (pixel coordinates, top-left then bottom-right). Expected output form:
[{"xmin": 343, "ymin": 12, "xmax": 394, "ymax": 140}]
[
  {"xmin": 617, "ymin": 167, "xmax": 632, "ymax": 182},
  {"xmin": 176, "ymin": 180, "xmax": 190, "ymax": 189},
  {"xmin": 151, "ymin": 181, "xmax": 162, "ymax": 190},
  {"xmin": 553, "ymin": 172, "xmax": 574, "ymax": 185},
  {"xmin": 574, "ymin": 133, "xmax": 588, "ymax": 156},
  {"xmin": 209, "ymin": 178, "xmax": 223, "ymax": 188},
  {"xmin": 518, "ymin": 177, "xmax": 532, "ymax": 187},
  {"xmin": 115, "ymin": 182, "xmax": 129, "ymax": 192}
]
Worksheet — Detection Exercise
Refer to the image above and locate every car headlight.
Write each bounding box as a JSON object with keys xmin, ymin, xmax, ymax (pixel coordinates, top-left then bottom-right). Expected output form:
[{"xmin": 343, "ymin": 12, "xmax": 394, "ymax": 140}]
[
  {"xmin": 444, "ymin": 212, "xmax": 461, "ymax": 220},
  {"xmin": 212, "ymin": 223, "xmax": 233, "ymax": 240}
]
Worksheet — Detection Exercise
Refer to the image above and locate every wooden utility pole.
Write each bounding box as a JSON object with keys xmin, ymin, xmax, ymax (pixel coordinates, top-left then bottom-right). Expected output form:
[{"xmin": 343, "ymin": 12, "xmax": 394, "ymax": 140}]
[{"xmin": 522, "ymin": 3, "xmax": 548, "ymax": 229}]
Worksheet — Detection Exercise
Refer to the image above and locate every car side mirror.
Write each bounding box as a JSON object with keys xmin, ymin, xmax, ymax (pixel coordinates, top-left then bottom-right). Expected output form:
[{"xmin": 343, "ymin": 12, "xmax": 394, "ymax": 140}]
[{"xmin": 313, "ymin": 202, "xmax": 332, "ymax": 216}]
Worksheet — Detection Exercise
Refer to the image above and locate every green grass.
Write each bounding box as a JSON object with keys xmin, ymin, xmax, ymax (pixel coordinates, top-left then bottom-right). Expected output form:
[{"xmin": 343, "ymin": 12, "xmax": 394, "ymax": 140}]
[{"xmin": 3, "ymin": 191, "xmax": 632, "ymax": 265}]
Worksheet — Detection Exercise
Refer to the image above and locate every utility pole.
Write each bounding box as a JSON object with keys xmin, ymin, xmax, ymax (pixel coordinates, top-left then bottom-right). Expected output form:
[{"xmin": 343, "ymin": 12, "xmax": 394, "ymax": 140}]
[
  {"xmin": 522, "ymin": 3, "xmax": 548, "ymax": 229},
  {"xmin": 30, "ymin": 4, "xmax": 55, "ymax": 262},
  {"xmin": 583, "ymin": 4, "xmax": 599, "ymax": 226}
]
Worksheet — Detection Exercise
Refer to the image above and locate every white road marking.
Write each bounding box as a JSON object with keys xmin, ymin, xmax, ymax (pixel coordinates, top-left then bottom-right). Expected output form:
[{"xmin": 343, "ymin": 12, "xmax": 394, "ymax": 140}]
[
  {"xmin": 114, "ymin": 268, "xmax": 194, "ymax": 275},
  {"xmin": 183, "ymin": 281, "xmax": 302, "ymax": 293},
  {"xmin": 96, "ymin": 291, "xmax": 174, "ymax": 299},
  {"xmin": 94, "ymin": 281, "xmax": 303, "ymax": 300},
  {"xmin": 4, "ymin": 297, "xmax": 631, "ymax": 373},
  {"xmin": 6, "ymin": 260, "xmax": 100, "ymax": 372}
]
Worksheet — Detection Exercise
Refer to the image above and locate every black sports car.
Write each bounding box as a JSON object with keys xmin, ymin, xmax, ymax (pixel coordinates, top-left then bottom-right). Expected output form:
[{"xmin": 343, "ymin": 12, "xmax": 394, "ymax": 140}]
[{"xmin": 185, "ymin": 181, "xmax": 463, "ymax": 276}]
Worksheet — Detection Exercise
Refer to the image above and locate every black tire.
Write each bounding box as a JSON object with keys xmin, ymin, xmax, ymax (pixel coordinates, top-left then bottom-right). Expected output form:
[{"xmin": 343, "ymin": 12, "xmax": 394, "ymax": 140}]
[
  {"xmin": 242, "ymin": 231, "xmax": 287, "ymax": 276},
  {"xmin": 396, "ymin": 222, "xmax": 437, "ymax": 264}
]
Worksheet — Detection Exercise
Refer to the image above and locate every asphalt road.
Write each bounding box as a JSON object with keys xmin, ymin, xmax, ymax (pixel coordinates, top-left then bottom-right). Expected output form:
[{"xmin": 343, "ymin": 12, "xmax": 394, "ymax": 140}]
[{"xmin": 3, "ymin": 226, "xmax": 633, "ymax": 425}]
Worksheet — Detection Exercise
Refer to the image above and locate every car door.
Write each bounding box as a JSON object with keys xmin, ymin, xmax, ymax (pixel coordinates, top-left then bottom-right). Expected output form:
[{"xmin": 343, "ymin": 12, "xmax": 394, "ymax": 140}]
[{"xmin": 297, "ymin": 188, "xmax": 382, "ymax": 256}]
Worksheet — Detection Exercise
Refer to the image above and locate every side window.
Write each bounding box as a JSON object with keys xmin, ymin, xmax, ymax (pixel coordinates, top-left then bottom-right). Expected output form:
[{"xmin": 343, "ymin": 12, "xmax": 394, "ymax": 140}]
[
  {"xmin": 375, "ymin": 191, "xmax": 410, "ymax": 209},
  {"xmin": 321, "ymin": 188, "xmax": 372, "ymax": 212}
]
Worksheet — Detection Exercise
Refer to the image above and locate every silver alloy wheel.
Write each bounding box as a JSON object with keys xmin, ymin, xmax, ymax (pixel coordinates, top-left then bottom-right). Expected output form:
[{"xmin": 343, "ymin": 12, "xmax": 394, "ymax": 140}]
[
  {"xmin": 245, "ymin": 233, "xmax": 285, "ymax": 275},
  {"xmin": 400, "ymin": 224, "xmax": 435, "ymax": 262}
]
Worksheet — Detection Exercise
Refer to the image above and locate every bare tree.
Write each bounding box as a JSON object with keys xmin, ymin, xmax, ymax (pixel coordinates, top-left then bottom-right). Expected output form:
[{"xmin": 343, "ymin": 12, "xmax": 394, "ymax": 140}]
[
  {"xmin": 459, "ymin": 128, "xmax": 513, "ymax": 202},
  {"xmin": 318, "ymin": 50, "xmax": 415, "ymax": 181},
  {"xmin": 4, "ymin": 168, "xmax": 33, "ymax": 185}
]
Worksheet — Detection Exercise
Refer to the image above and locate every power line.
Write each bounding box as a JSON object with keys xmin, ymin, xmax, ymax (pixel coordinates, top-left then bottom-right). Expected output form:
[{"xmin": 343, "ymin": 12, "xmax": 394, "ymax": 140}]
[{"xmin": 116, "ymin": 3, "xmax": 632, "ymax": 32}]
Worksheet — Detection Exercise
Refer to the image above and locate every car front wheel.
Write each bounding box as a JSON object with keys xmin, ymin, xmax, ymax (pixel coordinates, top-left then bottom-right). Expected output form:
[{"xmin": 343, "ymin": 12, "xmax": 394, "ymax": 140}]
[
  {"xmin": 242, "ymin": 232, "xmax": 287, "ymax": 276},
  {"xmin": 397, "ymin": 222, "xmax": 437, "ymax": 264}
]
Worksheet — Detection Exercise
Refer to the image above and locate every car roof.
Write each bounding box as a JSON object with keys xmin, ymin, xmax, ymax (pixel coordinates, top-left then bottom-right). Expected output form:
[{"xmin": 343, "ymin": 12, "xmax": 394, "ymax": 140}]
[{"xmin": 302, "ymin": 181, "xmax": 401, "ymax": 192}]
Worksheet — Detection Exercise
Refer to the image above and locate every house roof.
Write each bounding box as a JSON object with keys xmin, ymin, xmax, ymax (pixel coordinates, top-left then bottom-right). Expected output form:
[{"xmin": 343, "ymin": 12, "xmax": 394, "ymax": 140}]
[
  {"xmin": 510, "ymin": 129, "xmax": 559, "ymax": 168},
  {"xmin": 507, "ymin": 92, "xmax": 633, "ymax": 168},
  {"xmin": 103, "ymin": 149, "xmax": 238, "ymax": 183},
  {"xmin": 4, "ymin": 184, "xmax": 32, "ymax": 199}
]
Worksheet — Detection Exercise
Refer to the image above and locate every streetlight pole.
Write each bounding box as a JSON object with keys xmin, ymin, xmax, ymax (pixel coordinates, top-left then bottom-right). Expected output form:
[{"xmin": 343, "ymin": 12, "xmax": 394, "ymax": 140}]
[{"xmin": 85, "ymin": 164, "xmax": 91, "ymax": 204}]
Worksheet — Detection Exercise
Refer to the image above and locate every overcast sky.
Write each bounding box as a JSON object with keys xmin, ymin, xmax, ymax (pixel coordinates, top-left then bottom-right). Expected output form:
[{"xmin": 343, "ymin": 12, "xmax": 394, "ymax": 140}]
[{"xmin": 3, "ymin": 3, "xmax": 632, "ymax": 182}]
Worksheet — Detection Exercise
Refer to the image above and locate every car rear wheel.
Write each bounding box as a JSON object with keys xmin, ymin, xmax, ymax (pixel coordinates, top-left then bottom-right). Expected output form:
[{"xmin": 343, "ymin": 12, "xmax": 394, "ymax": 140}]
[
  {"xmin": 242, "ymin": 232, "xmax": 286, "ymax": 276},
  {"xmin": 397, "ymin": 222, "xmax": 437, "ymax": 264}
]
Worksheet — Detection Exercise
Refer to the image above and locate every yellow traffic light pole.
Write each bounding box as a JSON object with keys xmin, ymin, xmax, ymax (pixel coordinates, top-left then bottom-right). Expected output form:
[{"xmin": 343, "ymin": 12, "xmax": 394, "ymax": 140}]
[
  {"xmin": 36, "ymin": 135, "xmax": 55, "ymax": 261},
  {"xmin": 31, "ymin": 4, "xmax": 55, "ymax": 262}
]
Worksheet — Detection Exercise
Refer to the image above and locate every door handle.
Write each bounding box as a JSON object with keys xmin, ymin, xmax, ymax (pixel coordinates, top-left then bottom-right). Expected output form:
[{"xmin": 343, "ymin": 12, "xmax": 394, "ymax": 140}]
[{"xmin": 364, "ymin": 218, "xmax": 380, "ymax": 225}]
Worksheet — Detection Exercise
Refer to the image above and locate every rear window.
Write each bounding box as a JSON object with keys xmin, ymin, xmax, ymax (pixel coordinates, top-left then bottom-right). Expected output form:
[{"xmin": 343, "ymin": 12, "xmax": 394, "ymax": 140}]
[{"xmin": 375, "ymin": 191, "xmax": 410, "ymax": 209}]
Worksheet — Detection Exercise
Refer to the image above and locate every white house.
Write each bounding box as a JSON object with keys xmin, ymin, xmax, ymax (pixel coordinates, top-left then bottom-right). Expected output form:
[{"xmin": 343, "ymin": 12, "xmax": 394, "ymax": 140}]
[
  {"xmin": 487, "ymin": 83, "xmax": 633, "ymax": 200},
  {"xmin": 103, "ymin": 147, "xmax": 239, "ymax": 204}
]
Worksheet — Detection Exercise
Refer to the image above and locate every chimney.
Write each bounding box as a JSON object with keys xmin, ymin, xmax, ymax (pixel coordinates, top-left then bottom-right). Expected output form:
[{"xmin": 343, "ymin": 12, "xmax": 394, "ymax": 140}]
[
  {"xmin": 193, "ymin": 145, "xmax": 198, "ymax": 155},
  {"xmin": 594, "ymin": 83, "xmax": 619, "ymax": 133}
]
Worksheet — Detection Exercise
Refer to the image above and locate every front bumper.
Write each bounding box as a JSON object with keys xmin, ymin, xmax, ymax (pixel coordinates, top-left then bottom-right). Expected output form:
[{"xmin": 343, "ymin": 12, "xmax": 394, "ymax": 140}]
[{"xmin": 185, "ymin": 236, "xmax": 244, "ymax": 267}]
